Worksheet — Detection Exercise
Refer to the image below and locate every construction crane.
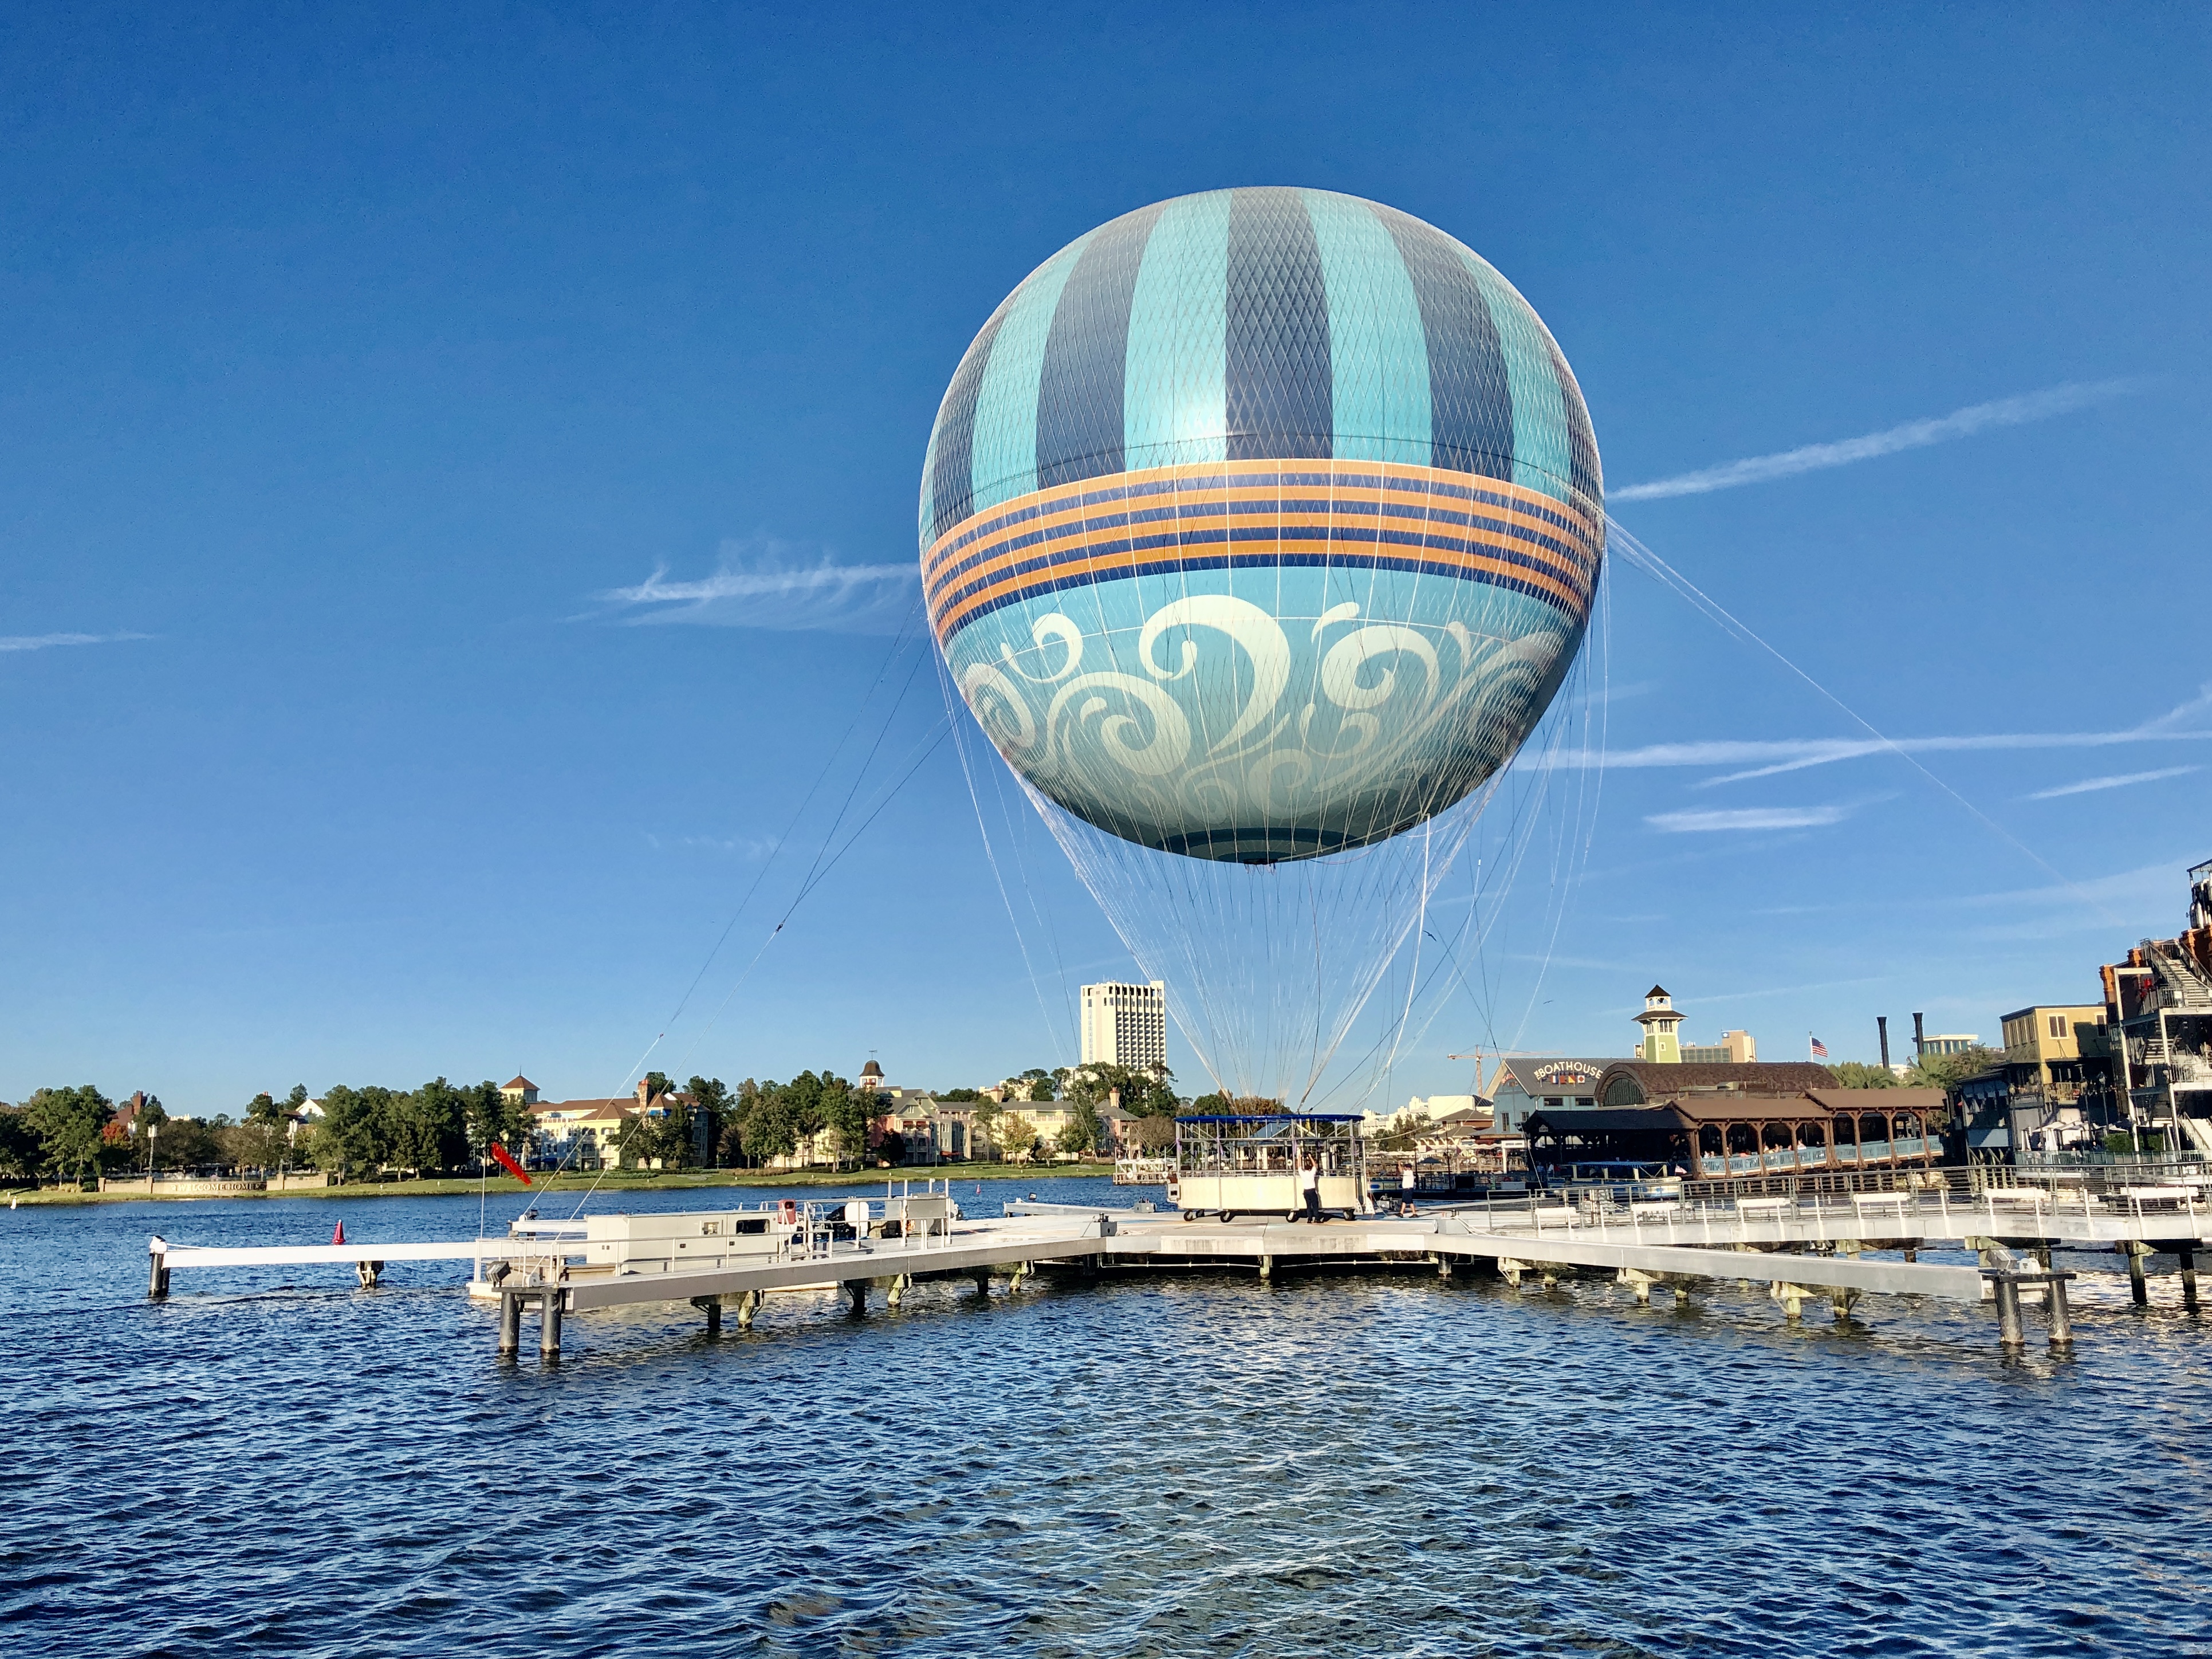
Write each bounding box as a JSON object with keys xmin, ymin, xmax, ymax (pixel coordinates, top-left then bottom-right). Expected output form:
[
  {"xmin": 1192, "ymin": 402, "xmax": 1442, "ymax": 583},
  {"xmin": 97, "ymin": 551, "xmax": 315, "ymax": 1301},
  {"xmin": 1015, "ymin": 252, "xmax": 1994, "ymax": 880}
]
[{"xmin": 1444, "ymin": 1048, "xmax": 1556, "ymax": 1098}]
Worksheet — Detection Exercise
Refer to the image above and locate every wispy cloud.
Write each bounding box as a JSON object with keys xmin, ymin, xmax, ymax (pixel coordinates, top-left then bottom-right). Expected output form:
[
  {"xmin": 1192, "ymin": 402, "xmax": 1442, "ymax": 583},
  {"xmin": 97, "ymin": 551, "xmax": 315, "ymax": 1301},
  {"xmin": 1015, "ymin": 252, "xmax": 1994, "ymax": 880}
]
[
  {"xmin": 2026, "ymin": 765, "xmax": 2201, "ymax": 801},
  {"xmin": 1646, "ymin": 804, "xmax": 1849, "ymax": 834},
  {"xmin": 1610, "ymin": 378, "xmax": 2146, "ymax": 502},
  {"xmin": 1535, "ymin": 683, "xmax": 2212, "ymax": 783},
  {"xmin": 0, "ymin": 631, "xmax": 151, "ymax": 653},
  {"xmin": 598, "ymin": 540, "xmax": 918, "ymax": 633}
]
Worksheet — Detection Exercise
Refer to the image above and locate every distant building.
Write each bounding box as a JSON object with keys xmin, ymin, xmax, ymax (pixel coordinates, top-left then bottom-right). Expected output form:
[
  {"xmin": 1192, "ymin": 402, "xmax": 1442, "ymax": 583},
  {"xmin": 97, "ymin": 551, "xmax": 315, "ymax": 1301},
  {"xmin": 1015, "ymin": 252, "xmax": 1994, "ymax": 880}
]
[
  {"xmin": 1632, "ymin": 985, "xmax": 1683, "ymax": 1063},
  {"xmin": 500, "ymin": 1076, "xmax": 540, "ymax": 1106},
  {"xmin": 1081, "ymin": 981, "xmax": 1167, "ymax": 1071},
  {"xmin": 2098, "ymin": 856, "xmax": 2212, "ymax": 1150},
  {"xmin": 1486, "ymin": 1059, "xmax": 1617, "ymax": 1134},
  {"xmin": 1681, "ymin": 1031, "xmax": 1757, "ymax": 1065},
  {"xmin": 528, "ymin": 1096, "xmax": 635, "ymax": 1170},
  {"xmin": 1631, "ymin": 986, "xmax": 1755, "ymax": 1064},
  {"xmin": 1918, "ymin": 1034, "xmax": 1981, "ymax": 1057},
  {"xmin": 1998, "ymin": 1005, "xmax": 2109, "ymax": 1098}
]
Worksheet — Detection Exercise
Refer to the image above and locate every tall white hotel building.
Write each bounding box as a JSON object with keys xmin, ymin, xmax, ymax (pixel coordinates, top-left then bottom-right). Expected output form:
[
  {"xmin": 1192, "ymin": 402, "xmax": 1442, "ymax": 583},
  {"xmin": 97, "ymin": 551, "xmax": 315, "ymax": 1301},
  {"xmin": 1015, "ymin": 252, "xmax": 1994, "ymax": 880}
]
[{"xmin": 1079, "ymin": 981, "xmax": 1168, "ymax": 1072}]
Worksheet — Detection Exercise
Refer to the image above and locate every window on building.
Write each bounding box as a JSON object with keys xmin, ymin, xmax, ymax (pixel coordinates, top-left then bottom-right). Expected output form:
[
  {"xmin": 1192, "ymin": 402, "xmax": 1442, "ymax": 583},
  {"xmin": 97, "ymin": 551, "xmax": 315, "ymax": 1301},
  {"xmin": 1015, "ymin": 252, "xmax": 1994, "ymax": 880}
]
[{"xmin": 2049, "ymin": 1015, "xmax": 2068, "ymax": 1038}]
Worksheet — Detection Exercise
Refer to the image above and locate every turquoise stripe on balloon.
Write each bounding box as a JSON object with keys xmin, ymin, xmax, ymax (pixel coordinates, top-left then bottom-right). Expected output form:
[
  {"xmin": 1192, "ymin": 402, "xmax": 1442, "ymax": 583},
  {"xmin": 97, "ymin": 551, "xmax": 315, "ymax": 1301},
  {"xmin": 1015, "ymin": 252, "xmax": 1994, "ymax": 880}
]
[
  {"xmin": 1122, "ymin": 190, "xmax": 1231, "ymax": 473},
  {"xmin": 1305, "ymin": 191, "xmax": 1430, "ymax": 465},
  {"xmin": 968, "ymin": 235, "xmax": 1089, "ymax": 515},
  {"xmin": 917, "ymin": 421, "xmax": 939, "ymax": 549},
  {"xmin": 1459, "ymin": 249, "xmax": 1573, "ymax": 506}
]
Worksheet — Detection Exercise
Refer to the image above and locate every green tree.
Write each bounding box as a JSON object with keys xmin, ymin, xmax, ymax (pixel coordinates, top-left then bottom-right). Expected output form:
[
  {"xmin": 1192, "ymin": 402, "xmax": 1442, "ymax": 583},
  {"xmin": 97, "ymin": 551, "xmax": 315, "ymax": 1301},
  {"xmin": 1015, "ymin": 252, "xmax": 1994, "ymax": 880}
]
[
  {"xmin": 1132, "ymin": 1065, "xmax": 1180, "ymax": 1118},
  {"xmin": 0, "ymin": 1108, "xmax": 38, "ymax": 1179},
  {"xmin": 1906, "ymin": 1046, "xmax": 2004, "ymax": 1092},
  {"xmin": 970, "ymin": 1098, "xmax": 1003, "ymax": 1159},
  {"xmin": 687, "ymin": 1076, "xmax": 732, "ymax": 1169},
  {"xmin": 938, "ymin": 1087, "xmax": 982, "ymax": 1103},
  {"xmin": 20, "ymin": 1085, "xmax": 113, "ymax": 1181},
  {"xmin": 654, "ymin": 1098, "xmax": 698, "ymax": 1171},
  {"xmin": 745, "ymin": 1080, "xmax": 801, "ymax": 1166},
  {"xmin": 153, "ymin": 1116, "xmax": 226, "ymax": 1170},
  {"xmin": 1188, "ymin": 1091, "xmax": 1233, "ymax": 1115},
  {"xmin": 1061, "ymin": 1095, "xmax": 1105, "ymax": 1157},
  {"xmin": 998, "ymin": 1112, "xmax": 1039, "ymax": 1160},
  {"xmin": 718, "ymin": 1078, "xmax": 762, "ymax": 1166},
  {"xmin": 825, "ymin": 1081, "xmax": 871, "ymax": 1170},
  {"xmin": 230, "ymin": 1089, "xmax": 294, "ymax": 1172},
  {"xmin": 463, "ymin": 1080, "xmax": 531, "ymax": 1163},
  {"xmin": 390, "ymin": 1078, "xmax": 471, "ymax": 1176},
  {"xmin": 310, "ymin": 1084, "xmax": 400, "ymax": 1178},
  {"xmin": 1831, "ymin": 1061, "xmax": 1899, "ymax": 1090}
]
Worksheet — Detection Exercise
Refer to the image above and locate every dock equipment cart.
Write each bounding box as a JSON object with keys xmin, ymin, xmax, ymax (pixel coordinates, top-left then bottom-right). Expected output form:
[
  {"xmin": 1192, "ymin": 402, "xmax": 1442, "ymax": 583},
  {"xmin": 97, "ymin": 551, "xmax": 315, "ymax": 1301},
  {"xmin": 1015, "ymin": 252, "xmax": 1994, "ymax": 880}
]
[{"xmin": 1167, "ymin": 1114, "xmax": 1372, "ymax": 1221}]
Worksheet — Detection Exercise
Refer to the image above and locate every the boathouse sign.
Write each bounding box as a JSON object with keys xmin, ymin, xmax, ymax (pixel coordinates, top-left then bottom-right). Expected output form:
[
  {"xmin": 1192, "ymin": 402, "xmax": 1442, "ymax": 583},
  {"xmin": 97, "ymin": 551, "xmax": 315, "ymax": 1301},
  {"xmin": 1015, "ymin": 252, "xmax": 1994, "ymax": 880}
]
[{"xmin": 1530, "ymin": 1062, "xmax": 1600, "ymax": 1087}]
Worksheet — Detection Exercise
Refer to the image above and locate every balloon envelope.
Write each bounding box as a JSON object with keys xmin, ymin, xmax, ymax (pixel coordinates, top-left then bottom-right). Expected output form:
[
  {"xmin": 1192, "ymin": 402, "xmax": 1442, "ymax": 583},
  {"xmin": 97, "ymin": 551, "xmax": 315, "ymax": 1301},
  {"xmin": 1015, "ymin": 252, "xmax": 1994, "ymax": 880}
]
[{"xmin": 922, "ymin": 187, "xmax": 1603, "ymax": 864}]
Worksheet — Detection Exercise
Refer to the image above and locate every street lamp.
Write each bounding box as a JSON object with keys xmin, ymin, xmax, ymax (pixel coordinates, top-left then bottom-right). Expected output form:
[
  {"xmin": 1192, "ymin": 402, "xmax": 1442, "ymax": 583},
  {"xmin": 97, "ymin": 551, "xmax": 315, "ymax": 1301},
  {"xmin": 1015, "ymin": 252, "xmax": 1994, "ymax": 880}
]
[{"xmin": 145, "ymin": 1122, "xmax": 159, "ymax": 1194}]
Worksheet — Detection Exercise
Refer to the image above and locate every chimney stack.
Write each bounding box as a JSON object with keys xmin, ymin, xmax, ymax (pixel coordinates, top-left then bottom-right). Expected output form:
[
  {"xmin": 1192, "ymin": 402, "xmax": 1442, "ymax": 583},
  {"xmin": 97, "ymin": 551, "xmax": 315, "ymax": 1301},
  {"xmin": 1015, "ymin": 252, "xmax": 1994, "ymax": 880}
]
[
  {"xmin": 1912, "ymin": 1012, "xmax": 1926, "ymax": 1057},
  {"xmin": 1878, "ymin": 1017, "xmax": 1890, "ymax": 1071},
  {"xmin": 636, "ymin": 1078, "xmax": 652, "ymax": 1108}
]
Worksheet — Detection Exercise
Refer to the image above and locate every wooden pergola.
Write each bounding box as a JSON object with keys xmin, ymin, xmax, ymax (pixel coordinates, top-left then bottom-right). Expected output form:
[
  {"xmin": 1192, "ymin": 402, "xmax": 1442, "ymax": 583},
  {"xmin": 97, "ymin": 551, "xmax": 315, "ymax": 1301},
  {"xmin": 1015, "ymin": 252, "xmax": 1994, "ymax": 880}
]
[
  {"xmin": 1525, "ymin": 1089, "xmax": 1947, "ymax": 1180},
  {"xmin": 1673, "ymin": 1090, "xmax": 1947, "ymax": 1177}
]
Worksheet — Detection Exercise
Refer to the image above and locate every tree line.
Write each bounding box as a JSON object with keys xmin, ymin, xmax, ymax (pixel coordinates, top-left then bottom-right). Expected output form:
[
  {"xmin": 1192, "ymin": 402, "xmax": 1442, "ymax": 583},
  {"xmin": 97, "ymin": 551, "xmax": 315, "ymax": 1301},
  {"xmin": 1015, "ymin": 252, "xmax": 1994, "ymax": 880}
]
[
  {"xmin": 0, "ymin": 1057, "xmax": 1236, "ymax": 1185},
  {"xmin": 0, "ymin": 1079, "xmax": 538, "ymax": 1184}
]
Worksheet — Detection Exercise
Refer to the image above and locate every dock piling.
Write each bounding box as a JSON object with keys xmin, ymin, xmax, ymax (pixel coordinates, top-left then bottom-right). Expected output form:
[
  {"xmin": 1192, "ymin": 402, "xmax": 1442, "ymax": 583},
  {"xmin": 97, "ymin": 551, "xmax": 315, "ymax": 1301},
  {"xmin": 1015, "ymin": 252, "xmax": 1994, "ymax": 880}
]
[
  {"xmin": 2047, "ymin": 1274, "xmax": 2074, "ymax": 1349},
  {"xmin": 2125, "ymin": 1243, "xmax": 2150, "ymax": 1307},
  {"xmin": 844, "ymin": 1280, "xmax": 867, "ymax": 1316},
  {"xmin": 355, "ymin": 1260, "xmax": 383, "ymax": 1289},
  {"xmin": 498, "ymin": 1291, "xmax": 521, "ymax": 1357},
  {"xmin": 735, "ymin": 1290, "xmax": 759, "ymax": 1328},
  {"xmin": 147, "ymin": 1239, "xmax": 170, "ymax": 1299},
  {"xmin": 1992, "ymin": 1275, "xmax": 2025, "ymax": 1347},
  {"xmin": 692, "ymin": 1295, "xmax": 721, "ymax": 1335},
  {"xmin": 2180, "ymin": 1247, "xmax": 2200, "ymax": 1313}
]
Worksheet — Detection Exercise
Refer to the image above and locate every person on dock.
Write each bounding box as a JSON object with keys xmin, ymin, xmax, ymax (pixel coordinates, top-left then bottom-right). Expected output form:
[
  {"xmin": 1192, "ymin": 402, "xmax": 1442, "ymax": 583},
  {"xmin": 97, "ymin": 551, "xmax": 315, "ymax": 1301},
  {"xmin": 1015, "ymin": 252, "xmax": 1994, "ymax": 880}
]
[
  {"xmin": 1400, "ymin": 1163, "xmax": 1418, "ymax": 1216},
  {"xmin": 1299, "ymin": 1153, "xmax": 1322, "ymax": 1223}
]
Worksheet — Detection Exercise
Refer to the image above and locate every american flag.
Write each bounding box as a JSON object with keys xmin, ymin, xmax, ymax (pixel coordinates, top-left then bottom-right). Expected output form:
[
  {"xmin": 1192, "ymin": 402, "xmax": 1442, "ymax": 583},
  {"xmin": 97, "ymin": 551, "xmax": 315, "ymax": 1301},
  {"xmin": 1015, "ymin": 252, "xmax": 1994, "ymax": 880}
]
[{"xmin": 1809, "ymin": 1035, "xmax": 1829, "ymax": 1058}]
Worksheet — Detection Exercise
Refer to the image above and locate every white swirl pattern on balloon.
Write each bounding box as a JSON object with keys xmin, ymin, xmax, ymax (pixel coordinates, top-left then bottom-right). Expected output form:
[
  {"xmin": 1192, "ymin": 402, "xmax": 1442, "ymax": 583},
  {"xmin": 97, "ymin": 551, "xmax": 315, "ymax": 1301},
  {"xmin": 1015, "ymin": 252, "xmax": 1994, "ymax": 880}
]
[{"xmin": 944, "ymin": 571, "xmax": 1579, "ymax": 860}]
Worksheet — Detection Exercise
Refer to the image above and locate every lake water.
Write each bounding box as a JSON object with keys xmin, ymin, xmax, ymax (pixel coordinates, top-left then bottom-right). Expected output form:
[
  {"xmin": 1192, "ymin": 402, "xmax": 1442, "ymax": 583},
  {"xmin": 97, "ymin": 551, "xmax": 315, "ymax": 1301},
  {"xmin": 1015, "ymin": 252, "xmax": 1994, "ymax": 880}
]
[{"xmin": 5, "ymin": 1178, "xmax": 2209, "ymax": 1657}]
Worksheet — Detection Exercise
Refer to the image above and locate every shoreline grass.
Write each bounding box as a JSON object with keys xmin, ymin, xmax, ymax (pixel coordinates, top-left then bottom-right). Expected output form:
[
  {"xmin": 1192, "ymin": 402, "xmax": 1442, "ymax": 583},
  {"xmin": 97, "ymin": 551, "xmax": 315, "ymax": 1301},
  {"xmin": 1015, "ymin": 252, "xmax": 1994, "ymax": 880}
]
[{"xmin": 5, "ymin": 1162, "xmax": 1121, "ymax": 1206}]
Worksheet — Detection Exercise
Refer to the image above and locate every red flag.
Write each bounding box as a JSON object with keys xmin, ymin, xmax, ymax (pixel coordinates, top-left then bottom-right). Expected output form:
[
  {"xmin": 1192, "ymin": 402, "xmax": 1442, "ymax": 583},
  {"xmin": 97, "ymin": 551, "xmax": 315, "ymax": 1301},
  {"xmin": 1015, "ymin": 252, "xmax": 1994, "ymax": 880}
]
[
  {"xmin": 489, "ymin": 1143, "xmax": 533, "ymax": 1185},
  {"xmin": 332, "ymin": 1222, "xmax": 345, "ymax": 1245}
]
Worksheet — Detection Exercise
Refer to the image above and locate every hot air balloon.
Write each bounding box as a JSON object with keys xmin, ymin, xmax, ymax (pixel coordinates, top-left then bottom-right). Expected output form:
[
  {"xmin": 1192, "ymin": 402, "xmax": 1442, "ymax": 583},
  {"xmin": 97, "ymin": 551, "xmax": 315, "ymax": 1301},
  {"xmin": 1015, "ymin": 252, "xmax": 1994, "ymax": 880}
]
[{"xmin": 923, "ymin": 188, "xmax": 1602, "ymax": 1102}]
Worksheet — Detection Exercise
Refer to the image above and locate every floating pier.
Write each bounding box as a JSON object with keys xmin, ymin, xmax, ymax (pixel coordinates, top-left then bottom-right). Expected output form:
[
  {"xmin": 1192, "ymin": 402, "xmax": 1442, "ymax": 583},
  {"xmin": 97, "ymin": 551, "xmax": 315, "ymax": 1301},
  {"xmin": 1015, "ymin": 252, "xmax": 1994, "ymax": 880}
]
[{"xmin": 144, "ymin": 1182, "xmax": 2210, "ymax": 1359}]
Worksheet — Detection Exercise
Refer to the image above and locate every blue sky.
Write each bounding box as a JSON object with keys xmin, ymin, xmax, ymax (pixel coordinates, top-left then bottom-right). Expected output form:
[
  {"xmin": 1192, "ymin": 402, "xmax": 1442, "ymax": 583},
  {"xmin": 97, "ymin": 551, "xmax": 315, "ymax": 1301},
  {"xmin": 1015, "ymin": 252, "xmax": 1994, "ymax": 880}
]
[{"xmin": 3, "ymin": 3, "xmax": 2207, "ymax": 1112}]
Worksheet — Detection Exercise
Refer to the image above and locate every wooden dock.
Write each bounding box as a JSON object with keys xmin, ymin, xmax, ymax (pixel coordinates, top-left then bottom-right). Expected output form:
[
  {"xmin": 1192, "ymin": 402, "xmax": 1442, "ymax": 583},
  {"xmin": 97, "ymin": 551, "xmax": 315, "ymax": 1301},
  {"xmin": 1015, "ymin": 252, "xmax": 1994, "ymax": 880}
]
[{"xmin": 143, "ymin": 1185, "xmax": 2212, "ymax": 1360}]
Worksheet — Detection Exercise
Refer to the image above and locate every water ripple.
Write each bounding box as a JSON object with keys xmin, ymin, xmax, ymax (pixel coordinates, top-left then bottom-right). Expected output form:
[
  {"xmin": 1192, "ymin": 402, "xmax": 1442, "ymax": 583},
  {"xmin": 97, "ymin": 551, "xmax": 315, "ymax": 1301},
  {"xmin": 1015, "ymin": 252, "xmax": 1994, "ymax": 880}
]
[{"xmin": 4, "ymin": 1184, "xmax": 2209, "ymax": 1656}]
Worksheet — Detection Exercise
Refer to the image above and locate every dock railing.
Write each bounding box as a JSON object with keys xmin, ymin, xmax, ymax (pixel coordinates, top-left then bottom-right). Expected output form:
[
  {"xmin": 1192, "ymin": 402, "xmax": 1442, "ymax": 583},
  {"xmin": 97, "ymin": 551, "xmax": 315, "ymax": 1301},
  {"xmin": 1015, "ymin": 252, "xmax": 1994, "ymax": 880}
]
[{"xmin": 1449, "ymin": 1180, "xmax": 2207, "ymax": 1244}]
